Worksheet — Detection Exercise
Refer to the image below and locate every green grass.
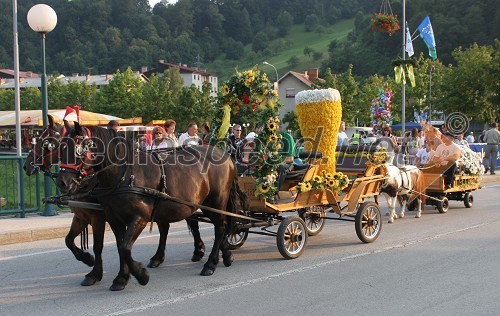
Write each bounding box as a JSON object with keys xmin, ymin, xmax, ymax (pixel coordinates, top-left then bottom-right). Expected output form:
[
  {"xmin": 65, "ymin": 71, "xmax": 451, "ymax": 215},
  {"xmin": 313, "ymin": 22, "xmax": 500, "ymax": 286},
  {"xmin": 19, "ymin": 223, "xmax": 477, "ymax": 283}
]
[{"xmin": 208, "ymin": 19, "xmax": 354, "ymax": 81}]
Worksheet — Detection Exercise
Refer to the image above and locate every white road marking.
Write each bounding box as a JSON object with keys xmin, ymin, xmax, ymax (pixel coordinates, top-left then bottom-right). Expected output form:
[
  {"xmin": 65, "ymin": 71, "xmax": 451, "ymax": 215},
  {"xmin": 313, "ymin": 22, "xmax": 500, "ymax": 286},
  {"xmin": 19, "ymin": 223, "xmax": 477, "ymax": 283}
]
[{"xmin": 106, "ymin": 222, "xmax": 489, "ymax": 315}]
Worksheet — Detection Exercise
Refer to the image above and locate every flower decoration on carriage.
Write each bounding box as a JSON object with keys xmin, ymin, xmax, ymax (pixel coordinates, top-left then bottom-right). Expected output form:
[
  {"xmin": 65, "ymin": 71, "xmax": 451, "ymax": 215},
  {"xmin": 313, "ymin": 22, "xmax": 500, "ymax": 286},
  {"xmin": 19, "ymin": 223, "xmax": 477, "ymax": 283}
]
[
  {"xmin": 456, "ymin": 145, "xmax": 484, "ymax": 177},
  {"xmin": 370, "ymin": 83, "xmax": 393, "ymax": 134},
  {"xmin": 296, "ymin": 171, "xmax": 349, "ymax": 193},
  {"xmin": 209, "ymin": 66, "xmax": 283, "ymax": 199},
  {"xmin": 367, "ymin": 146, "xmax": 391, "ymax": 165},
  {"xmin": 295, "ymin": 88, "xmax": 342, "ymax": 174}
]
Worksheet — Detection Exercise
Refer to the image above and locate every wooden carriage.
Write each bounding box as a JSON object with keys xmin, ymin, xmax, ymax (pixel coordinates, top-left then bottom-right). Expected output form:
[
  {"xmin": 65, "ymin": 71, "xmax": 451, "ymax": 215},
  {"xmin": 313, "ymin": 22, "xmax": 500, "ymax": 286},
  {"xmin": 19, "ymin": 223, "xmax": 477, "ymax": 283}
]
[
  {"xmin": 421, "ymin": 164, "xmax": 480, "ymax": 213},
  {"xmin": 230, "ymin": 158, "xmax": 386, "ymax": 259}
]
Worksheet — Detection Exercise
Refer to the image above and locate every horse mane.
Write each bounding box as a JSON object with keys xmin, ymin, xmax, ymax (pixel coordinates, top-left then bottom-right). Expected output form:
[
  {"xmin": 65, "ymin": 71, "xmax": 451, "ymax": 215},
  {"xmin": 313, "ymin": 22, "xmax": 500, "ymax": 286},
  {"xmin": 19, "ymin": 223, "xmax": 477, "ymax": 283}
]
[{"xmin": 84, "ymin": 125, "xmax": 134, "ymax": 168}]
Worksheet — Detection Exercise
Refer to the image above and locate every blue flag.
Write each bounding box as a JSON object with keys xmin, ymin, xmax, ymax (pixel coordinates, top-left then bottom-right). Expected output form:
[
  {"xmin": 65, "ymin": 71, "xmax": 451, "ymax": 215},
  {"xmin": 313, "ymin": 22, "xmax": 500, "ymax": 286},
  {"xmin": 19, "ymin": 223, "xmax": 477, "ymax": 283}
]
[{"xmin": 417, "ymin": 16, "xmax": 437, "ymax": 60}]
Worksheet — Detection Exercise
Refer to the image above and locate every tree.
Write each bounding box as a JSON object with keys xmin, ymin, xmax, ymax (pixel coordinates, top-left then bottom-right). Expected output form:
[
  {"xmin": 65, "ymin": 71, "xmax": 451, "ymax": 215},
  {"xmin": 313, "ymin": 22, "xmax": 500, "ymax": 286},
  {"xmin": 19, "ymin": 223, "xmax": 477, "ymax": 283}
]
[
  {"xmin": 439, "ymin": 43, "xmax": 498, "ymax": 122},
  {"xmin": 276, "ymin": 11, "xmax": 293, "ymax": 37},
  {"xmin": 287, "ymin": 55, "xmax": 300, "ymax": 68},
  {"xmin": 252, "ymin": 32, "xmax": 269, "ymax": 53},
  {"xmin": 303, "ymin": 47, "xmax": 314, "ymax": 58},
  {"xmin": 282, "ymin": 111, "xmax": 300, "ymax": 134},
  {"xmin": 304, "ymin": 14, "xmax": 319, "ymax": 32}
]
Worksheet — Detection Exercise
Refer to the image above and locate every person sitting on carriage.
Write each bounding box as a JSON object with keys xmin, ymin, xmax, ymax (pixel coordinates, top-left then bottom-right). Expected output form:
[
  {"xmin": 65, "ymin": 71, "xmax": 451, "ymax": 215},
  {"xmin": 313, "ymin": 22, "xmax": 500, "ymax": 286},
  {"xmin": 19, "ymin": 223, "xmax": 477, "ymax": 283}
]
[
  {"xmin": 228, "ymin": 124, "xmax": 243, "ymax": 160},
  {"xmin": 428, "ymin": 132, "xmax": 462, "ymax": 189},
  {"xmin": 414, "ymin": 139, "xmax": 435, "ymax": 168},
  {"xmin": 234, "ymin": 132, "xmax": 257, "ymax": 175}
]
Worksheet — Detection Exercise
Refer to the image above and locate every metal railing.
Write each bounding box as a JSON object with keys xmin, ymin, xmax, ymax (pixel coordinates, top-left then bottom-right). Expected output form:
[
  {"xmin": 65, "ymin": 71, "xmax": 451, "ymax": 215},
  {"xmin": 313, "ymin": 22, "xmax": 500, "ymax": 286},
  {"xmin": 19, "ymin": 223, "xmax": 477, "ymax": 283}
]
[{"xmin": 0, "ymin": 154, "xmax": 41, "ymax": 217}]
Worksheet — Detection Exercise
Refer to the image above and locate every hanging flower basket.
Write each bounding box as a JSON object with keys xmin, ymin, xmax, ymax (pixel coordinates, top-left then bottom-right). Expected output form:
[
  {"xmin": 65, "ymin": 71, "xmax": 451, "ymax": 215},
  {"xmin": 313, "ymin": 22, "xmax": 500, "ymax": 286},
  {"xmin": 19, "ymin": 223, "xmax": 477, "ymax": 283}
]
[{"xmin": 371, "ymin": 13, "xmax": 400, "ymax": 36}]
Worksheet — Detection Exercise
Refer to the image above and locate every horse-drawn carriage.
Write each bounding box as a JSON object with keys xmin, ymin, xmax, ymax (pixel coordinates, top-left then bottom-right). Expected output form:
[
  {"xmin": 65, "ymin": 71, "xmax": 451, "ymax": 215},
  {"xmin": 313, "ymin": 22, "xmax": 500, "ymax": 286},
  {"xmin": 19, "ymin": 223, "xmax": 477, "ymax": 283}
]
[
  {"xmin": 225, "ymin": 154, "xmax": 385, "ymax": 259},
  {"xmin": 420, "ymin": 164, "xmax": 480, "ymax": 213}
]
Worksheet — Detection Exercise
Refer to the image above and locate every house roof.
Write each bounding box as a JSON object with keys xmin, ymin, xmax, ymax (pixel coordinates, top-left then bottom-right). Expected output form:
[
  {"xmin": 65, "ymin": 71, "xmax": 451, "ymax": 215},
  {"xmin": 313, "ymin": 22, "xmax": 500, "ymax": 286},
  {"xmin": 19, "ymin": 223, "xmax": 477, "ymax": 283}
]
[
  {"xmin": 279, "ymin": 71, "xmax": 314, "ymax": 87},
  {"xmin": 142, "ymin": 60, "xmax": 217, "ymax": 78},
  {"xmin": 0, "ymin": 69, "xmax": 40, "ymax": 79}
]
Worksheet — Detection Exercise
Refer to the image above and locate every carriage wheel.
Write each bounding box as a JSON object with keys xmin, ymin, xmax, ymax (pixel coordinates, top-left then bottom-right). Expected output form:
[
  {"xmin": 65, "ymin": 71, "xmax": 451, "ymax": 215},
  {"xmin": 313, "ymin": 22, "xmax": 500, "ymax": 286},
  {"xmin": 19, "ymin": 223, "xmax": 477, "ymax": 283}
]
[
  {"xmin": 298, "ymin": 206, "xmax": 326, "ymax": 236},
  {"xmin": 355, "ymin": 202, "xmax": 382, "ymax": 243},
  {"xmin": 277, "ymin": 217, "xmax": 308, "ymax": 259},
  {"xmin": 226, "ymin": 229, "xmax": 248, "ymax": 250},
  {"xmin": 463, "ymin": 192, "xmax": 473, "ymax": 208},
  {"xmin": 437, "ymin": 197, "xmax": 449, "ymax": 213}
]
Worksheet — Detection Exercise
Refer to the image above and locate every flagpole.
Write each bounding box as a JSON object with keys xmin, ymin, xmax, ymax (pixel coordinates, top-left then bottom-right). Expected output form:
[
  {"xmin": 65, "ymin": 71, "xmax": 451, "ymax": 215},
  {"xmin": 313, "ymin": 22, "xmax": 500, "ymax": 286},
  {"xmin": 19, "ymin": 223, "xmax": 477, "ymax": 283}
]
[{"xmin": 401, "ymin": 0, "xmax": 406, "ymax": 135}]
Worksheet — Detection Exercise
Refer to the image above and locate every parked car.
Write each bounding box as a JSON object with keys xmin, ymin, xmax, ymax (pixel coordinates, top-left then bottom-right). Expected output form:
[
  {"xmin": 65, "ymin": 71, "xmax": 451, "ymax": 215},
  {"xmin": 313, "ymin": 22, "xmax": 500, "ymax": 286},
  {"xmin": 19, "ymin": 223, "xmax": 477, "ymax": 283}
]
[{"xmin": 344, "ymin": 127, "xmax": 377, "ymax": 145}]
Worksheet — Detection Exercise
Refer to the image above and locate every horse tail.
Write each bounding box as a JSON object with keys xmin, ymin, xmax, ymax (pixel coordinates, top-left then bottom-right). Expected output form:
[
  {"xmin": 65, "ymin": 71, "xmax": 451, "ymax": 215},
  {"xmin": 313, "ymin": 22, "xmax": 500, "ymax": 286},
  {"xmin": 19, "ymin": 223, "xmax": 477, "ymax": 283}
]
[{"xmin": 225, "ymin": 171, "xmax": 249, "ymax": 232}]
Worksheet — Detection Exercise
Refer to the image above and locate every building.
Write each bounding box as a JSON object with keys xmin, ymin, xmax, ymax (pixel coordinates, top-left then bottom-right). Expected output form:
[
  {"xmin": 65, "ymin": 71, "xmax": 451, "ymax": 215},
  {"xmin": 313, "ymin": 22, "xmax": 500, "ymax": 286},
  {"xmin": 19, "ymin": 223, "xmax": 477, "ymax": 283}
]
[
  {"xmin": 142, "ymin": 60, "xmax": 218, "ymax": 97},
  {"xmin": 0, "ymin": 73, "xmax": 147, "ymax": 90},
  {"xmin": 0, "ymin": 69, "xmax": 39, "ymax": 79},
  {"xmin": 276, "ymin": 68, "xmax": 318, "ymax": 118}
]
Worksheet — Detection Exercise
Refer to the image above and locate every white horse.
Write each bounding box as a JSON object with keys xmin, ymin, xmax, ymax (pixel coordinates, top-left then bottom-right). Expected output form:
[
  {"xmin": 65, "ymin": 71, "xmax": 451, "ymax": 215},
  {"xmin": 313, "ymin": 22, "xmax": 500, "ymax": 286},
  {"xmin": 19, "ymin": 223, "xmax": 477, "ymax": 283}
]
[{"xmin": 375, "ymin": 164, "xmax": 426, "ymax": 223}]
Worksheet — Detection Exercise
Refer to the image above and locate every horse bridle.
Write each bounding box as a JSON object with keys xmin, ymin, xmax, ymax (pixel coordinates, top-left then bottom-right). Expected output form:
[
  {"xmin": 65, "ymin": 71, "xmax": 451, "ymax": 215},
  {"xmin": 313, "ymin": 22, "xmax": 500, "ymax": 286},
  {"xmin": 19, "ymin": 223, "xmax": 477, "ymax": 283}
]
[
  {"xmin": 59, "ymin": 126, "xmax": 95, "ymax": 178},
  {"xmin": 29, "ymin": 126, "xmax": 62, "ymax": 176}
]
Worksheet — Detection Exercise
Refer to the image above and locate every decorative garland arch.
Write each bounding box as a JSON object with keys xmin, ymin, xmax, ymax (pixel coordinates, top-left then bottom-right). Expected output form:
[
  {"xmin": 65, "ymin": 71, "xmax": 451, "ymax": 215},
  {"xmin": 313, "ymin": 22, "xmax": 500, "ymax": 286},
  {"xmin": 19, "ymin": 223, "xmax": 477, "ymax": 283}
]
[{"xmin": 209, "ymin": 67, "xmax": 282, "ymax": 198}]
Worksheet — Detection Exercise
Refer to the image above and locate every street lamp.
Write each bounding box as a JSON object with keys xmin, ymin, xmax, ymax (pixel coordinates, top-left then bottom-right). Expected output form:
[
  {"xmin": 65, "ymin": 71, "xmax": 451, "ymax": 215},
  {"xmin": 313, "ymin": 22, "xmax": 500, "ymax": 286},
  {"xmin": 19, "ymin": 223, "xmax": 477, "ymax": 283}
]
[
  {"xmin": 27, "ymin": 4, "xmax": 57, "ymax": 216},
  {"xmin": 263, "ymin": 61, "xmax": 279, "ymax": 90}
]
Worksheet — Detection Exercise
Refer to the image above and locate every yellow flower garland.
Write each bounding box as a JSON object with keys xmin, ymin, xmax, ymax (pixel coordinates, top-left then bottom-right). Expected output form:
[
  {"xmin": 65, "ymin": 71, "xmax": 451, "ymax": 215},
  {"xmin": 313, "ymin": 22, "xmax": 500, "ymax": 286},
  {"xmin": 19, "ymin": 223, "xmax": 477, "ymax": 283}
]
[{"xmin": 296, "ymin": 89, "xmax": 342, "ymax": 174}]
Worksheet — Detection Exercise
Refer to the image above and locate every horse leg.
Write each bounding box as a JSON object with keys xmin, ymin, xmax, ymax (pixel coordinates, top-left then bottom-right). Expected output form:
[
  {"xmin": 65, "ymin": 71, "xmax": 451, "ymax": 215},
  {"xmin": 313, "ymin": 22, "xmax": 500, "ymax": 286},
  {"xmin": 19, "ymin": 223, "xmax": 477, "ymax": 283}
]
[
  {"xmin": 220, "ymin": 235, "xmax": 234, "ymax": 268},
  {"xmin": 415, "ymin": 198, "xmax": 422, "ymax": 218},
  {"xmin": 81, "ymin": 211, "xmax": 106, "ymax": 286},
  {"xmin": 65, "ymin": 213, "xmax": 94, "ymax": 266},
  {"xmin": 120, "ymin": 215, "xmax": 149, "ymax": 287},
  {"xmin": 399, "ymin": 197, "xmax": 407, "ymax": 218},
  {"xmin": 201, "ymin": 224, "xmax": 226, "ymax": 276},
  {"xmin": 387, "ymin": 196, "xmax": 397, "ymax": 223},
  {"xmin": 148, "ymin": 222, "xmax": 169, "ymax": 268},
  {"xmin": 108, "ymin": 221, "xmax": 130, "ymax": 291},
  {"xmin": 186, "ymin": 217, "xmax": 205, "ymax": 262}
]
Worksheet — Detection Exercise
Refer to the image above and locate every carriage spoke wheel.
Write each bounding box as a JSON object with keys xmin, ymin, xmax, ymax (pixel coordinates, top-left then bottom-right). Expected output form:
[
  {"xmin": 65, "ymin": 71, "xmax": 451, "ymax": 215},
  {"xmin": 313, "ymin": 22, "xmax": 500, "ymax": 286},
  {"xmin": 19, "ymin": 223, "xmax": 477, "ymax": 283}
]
[
  {"xmin": 226, "ymin": 229, "xmax": 248, "ymax": 250},
  {"xmin": 463, "ymin": 192, "xmax": 473, "ymax": 208},
  {"xmin": 437, "ymin": 197, "xmax": 449, "ymax": 213},
  {"xmin": 298, "ymin": 206, "xmax": 326, "ymax": 236},
  {"xmin": 277, "ymin": 217, "xmax": 307, "ymax": 259},
  {"xmin": 355, "ymin": 202, "xmax": 382, "ymax": 243}
]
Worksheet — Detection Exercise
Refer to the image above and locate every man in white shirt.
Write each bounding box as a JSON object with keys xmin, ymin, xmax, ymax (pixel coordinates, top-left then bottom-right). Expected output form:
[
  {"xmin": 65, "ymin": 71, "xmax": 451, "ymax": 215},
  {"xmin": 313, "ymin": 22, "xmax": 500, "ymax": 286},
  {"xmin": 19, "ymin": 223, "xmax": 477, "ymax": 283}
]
[
  {"xmin": 337, "ymin": 121, "xmax": 349, "ymax": 146},
  {"xmin": 428, "ymin": 132, "xmax": 462, "ymax": 189},
  {"xmin": 414, "ymin": 139, "xmax": 435, "ymax": 168},
  {"xmin": 178, "ymin": 122, "xmax": 200, "ymax": 147},
  {"xmin": 465, "ymin": 132, "xmax": 475, "ymax": 143}
]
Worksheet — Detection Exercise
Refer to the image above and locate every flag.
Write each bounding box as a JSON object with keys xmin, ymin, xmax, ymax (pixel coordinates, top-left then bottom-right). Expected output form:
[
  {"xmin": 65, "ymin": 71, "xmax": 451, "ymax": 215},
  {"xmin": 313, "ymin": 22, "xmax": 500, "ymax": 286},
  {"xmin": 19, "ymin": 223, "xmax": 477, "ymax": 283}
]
[
  {"xmin": 405, "ymin": 22, "xmax": 414, "ymax": 57},
  {"xmin": 417, "ymin": 16, "xmax": 437, "ymax": 60}
]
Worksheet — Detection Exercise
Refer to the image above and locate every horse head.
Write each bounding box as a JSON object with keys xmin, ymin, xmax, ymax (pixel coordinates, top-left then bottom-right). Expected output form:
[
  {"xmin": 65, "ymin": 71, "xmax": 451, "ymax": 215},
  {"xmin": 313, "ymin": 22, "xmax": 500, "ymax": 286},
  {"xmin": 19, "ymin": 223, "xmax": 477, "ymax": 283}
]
[
  {"xmin": 23, "ymin": 115, "xmax": 69, "ymax": 176},
  {"xmin": 57, "ymin": 122, "xmax": 99, "ymax": 194}
]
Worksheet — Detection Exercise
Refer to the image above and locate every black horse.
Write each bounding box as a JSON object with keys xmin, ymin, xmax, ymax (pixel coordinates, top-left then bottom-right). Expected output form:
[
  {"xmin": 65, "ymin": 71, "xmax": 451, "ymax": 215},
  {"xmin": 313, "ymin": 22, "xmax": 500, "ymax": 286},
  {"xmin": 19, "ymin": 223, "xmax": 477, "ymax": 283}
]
[
  {"xmin": 57, "ymin": 123, "xmax": 247, "ymax": 291},
  {"xmin": 23, "ymin": 116, "xmax": 206, "ymax": 287}
]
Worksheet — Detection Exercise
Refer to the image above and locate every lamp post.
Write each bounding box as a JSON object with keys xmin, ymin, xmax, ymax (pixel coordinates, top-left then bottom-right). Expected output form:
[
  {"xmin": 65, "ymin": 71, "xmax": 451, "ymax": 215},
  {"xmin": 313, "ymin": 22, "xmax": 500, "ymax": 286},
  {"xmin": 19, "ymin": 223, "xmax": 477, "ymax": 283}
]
[
  {"xmin": 263, "ymin": 61, "xmax": 279, "ymax": 90},
  {"xmin": 27, "ymin": 4, "xmax": 57, "ymax": 216}
]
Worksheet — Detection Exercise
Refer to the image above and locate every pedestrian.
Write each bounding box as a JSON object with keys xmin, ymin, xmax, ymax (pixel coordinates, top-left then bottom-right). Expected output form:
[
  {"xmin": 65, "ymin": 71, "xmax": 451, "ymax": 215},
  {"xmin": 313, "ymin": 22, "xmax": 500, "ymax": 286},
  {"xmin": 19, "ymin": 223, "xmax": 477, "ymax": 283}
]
[
  {"xmin": 228, "ymin": 124, "xmax": 243, "ymax": 160},
  {"xmin": 337, "ymin": 121, "xmax": 349, "ymax": 146},
  {"xmin": 164, "ymin": 119, "xmax": 178, "ymax": 148},
  {"xmin": 404, "ymin": 127, "xmax": 421, "ymax": 156},
  {"xmin": 482, "ymin": 122, "xmax": 499, "ymax": 175},
  {"xmin": 465, "ymin": 132, "xmax": 475, "ymax": 143},
  {"xmin": 454, "ymin": 132, "xmax": 469, "ymax": 148},
  {"xmin": 178, "ymin": 122, "xmax": 200, "ymax": 146}
]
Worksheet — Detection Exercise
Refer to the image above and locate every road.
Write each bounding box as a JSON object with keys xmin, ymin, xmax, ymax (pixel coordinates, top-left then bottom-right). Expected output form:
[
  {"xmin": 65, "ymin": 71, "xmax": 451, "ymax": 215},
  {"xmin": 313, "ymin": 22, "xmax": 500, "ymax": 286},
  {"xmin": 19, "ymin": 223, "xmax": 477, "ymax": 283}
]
[{"xmin": 1, "ymin": 183, "xmax": 499, "ymax": 316}]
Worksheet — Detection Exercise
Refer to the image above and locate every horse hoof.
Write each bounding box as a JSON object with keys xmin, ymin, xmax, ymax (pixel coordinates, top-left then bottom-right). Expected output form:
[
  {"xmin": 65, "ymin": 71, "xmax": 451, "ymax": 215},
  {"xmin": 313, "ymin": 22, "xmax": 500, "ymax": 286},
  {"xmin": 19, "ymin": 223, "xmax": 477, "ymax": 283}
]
[
  {"xmin": 109, "ymin": 283, "xmax": 126, "ymax": 291},
  {"xmin": 191, "ymin": 250, "xmax": 205, "ymax": 262},
  {"xmin": 222, "ymin": 254, "xmax": 234, "ymax": 267},
  {"xmin": 81, "ymin": 275, "xmax": 99, "ymax": 286},
  {"xmin": 398, "ymin": 213, "xmax": 405, "ymax": 219},
  {"xmin": 385, "ymin": 212, "xmax": 390, "ymax": 216},
  {"xmin": 147, "ymin": 259, "xmax": 163, "ymax": 268},
  {"xmin": 388, "ymin": 218, "xmax": 394, "ymax": 223},
  {"xmin": 415, "ymin": 213, "xmax": 421, "ymax": 218},
  {"xmin": 136, "ymin": 268, "xmax": 149, "ymax": 286},
  {"xmin": 200, "ymin": 267, "xmax": 215, "ymax": 276}
]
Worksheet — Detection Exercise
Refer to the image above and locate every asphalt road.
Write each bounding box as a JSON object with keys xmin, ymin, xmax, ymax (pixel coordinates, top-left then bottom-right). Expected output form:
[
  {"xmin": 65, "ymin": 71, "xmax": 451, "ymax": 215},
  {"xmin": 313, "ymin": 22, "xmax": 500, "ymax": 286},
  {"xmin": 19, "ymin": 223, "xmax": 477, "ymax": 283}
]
[{"xmin": 1, "ymin": 183, "xmax": 499, "ymax": 316}]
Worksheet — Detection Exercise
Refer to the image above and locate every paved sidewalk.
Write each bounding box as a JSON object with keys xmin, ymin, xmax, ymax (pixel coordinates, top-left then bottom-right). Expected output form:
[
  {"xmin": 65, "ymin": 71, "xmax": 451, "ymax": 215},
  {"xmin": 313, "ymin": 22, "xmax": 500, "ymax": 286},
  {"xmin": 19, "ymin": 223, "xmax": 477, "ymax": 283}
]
[{"xmin": 1, "ymin": 173, "xmax": 499, "ymax": 246}]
